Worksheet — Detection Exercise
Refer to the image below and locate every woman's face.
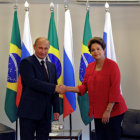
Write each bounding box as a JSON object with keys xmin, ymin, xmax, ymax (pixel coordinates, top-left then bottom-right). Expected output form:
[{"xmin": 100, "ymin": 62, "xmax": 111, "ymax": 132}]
[{"xmin": 90, "ymin": 43, "xmax": 105, "ymax": 60}]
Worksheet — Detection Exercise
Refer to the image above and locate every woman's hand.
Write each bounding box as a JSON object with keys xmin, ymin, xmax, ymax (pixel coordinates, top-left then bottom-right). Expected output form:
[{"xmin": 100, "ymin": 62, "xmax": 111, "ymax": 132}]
[
  {"xmin": 102, "ymin": 102, "xmax": 115, "ymax": 124},
  {"xmin": 55, "ymin": 85, "xmax": 67, "ymax": 94},
  {"xmin": 102, "ymin": 110, "xmax": 111, "ymax": 124},
  {"xmin": 56, "ymin": 85, "xmax": 80, "ymax": 94}
]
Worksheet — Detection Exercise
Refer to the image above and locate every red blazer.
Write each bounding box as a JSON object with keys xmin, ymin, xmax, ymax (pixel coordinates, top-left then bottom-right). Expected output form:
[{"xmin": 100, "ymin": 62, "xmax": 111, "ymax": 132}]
[{"xmin": 78, "ymin": 58, "xmax": 127, "ymax": 118}]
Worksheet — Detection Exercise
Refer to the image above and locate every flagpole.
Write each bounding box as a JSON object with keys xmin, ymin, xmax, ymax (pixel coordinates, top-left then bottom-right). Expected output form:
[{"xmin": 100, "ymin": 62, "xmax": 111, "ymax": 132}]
[
  {"xmin": 25, "ymin": 1, "xmax": 29, "ymax": 12},
  {"xmin": 86, "ymin": 1, "xmax": 93, "ymax": 139},
  {"xmin": 50, "ymin": 2, "xmax": 54, "ymax": 12},
  {"xmin": 15, "ymin": 120, "xmax": 17, "ymax": 140},
  {"xmin": 105, "ymin": 2, "xmax": 110, "ymax": 12},
  {"xmin": 70, "ymin": 114, "xmax": 72, "ymax": 132},
  {"xmin": 64, "ymin": 0, "xmax": 68, "ymax": 11}
]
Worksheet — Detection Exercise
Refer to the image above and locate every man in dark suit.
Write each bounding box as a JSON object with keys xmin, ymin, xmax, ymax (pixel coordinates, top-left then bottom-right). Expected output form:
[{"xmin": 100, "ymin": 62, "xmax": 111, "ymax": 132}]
[{"xmin": 18, "ymin": 37, "xmax": 62, "ymax": 140}]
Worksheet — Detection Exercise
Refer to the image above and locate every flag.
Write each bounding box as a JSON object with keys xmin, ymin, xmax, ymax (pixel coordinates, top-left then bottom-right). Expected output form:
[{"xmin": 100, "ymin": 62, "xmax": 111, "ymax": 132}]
[
  {"xmin": 77, "ymin": 10, "xmax": 94, "ymax": 125},
  {"xmin": 16, "ymin": 9, "xmax": 33, "ymax": 107},
  {"xmin": 103, "ymin": 6, "xmax": 123, "ymax": 94},
  {"xmin": 5, "ymin": 10, "xmax": 21, "ymax": 122},
  {"xmin": 63, "ymin": 9, "xmax": 76, "ymax": 119},
  {"xmin": 48, "ymin": 11, "xmax": 63, "ymax": 115},
  {"xmin": 103, "ymin": 8, "xmax": 116, "ymax": 61}
]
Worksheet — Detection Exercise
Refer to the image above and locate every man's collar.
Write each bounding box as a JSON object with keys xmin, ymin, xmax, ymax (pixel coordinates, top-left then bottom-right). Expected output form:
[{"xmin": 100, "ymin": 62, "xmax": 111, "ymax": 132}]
[{"xmin": 34, "ymin": 54, "xmax": 46, "ymax": 63}]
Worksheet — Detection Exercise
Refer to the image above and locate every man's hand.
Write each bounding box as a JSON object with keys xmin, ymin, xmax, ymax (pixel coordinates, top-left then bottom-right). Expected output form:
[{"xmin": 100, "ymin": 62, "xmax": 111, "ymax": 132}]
[
  {"xmin": 53, "ymin": 113, "xmax": 59, "ymax": 121},
  {"xmin": 55, "ymin": 85, "xmax": 67, "ymax": 94}
]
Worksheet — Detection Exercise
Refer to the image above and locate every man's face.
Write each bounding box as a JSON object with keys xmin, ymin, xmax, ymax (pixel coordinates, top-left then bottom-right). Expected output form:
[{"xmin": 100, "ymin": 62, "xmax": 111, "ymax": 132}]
[{"xmin": 34, "ymin": 40, "xmax": 49, "ymax": 59}]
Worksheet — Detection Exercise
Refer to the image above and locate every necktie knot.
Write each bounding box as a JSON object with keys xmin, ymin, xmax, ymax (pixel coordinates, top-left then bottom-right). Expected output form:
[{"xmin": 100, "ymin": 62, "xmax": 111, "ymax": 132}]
[{"xmin": 41, "ymin": 60, "xmax": 45, "ymax": 65}]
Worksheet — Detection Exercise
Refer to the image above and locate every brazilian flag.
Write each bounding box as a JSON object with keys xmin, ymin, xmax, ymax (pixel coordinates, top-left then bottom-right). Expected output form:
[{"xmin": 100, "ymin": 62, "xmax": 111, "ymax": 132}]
[
  {"xmin": 5, "ymin": 10, "xmax": 21, "ymax": 123},
  {"xmin": 78, "ymin": 10, "xmax": 94, "ymax": 125},
  {"xmin": 48, "ymin": 11, "xmax": 63, "ymax": 115}
]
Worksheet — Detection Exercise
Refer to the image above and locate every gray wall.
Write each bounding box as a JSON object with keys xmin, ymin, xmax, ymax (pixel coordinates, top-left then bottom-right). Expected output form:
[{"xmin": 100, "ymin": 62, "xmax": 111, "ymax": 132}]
[{"xmin": 0, "ymin": 3, "xmax": 140, "ymax": 140}]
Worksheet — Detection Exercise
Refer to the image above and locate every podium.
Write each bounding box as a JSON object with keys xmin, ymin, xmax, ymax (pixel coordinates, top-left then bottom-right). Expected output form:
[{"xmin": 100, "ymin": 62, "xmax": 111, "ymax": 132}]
[{"xmin": 0, "ymin": 123, "xmax": 15, "ymax": 140}]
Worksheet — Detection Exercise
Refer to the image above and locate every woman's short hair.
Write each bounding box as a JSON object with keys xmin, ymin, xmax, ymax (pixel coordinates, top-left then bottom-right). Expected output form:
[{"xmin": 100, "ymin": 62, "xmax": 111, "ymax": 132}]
[{"xmin": 88, "ymin": 37, "xmax": 106, "ymax": 53}]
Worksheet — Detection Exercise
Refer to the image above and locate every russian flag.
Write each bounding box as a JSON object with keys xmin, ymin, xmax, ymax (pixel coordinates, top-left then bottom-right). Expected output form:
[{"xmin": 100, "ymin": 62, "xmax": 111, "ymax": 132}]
[
  {"xmin": 63, "ymin": 9, "xmax": 76, "ymax": 119},
  {"xmin": 103, "ymin": 3, "xmax": 116, "ymax": 62},
  {"xmin": 103, "ymin": 3, "xmax": 122, "ymax": 94},
  {"xmin": 16, "ymin": 9, "xmax": 33, "ymax": 107}
]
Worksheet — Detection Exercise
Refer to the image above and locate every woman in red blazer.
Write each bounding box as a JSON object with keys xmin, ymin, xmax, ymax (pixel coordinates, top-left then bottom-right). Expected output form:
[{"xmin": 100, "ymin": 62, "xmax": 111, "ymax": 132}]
[{"xmin": 60, "ymin": 37, "xmax": 127, "ymax": 140}]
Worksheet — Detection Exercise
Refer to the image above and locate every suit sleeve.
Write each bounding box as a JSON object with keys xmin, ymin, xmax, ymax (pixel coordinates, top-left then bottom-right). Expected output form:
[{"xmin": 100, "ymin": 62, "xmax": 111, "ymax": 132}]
[
  {"xmin": 19, "ymin": 59, "xmax": 56, "ymax": 95},
  {"xmin": 109, "ymin": 62, "xmax": 121, "ymax": 103}
]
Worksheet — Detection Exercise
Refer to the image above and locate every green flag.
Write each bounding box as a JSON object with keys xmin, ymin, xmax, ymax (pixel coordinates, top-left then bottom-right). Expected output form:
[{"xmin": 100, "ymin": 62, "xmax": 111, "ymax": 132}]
[
  {"xmin": 5, "ymin": 10, "xmax": 21, "ymax": 123},
  {"xmin": 78, "ymin": 10, "xmax": 94, "ymax": 125},
  {"xmin": 48, "ymin": 11, "xmax": 63, "ymax": 116}
]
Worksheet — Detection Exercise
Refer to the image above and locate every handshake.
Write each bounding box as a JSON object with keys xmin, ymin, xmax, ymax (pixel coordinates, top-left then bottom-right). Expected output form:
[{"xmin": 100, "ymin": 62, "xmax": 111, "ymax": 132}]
[{"xmin": 55, "ymin": 85, "xmax": 67, "ymax": 94}]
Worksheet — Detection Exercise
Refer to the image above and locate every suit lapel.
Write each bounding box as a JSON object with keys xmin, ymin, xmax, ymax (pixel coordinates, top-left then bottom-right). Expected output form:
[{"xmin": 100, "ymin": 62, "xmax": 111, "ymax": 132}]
[{"xmin": 32, "ymin": 55, "xmax": 42, "ymax": 70}]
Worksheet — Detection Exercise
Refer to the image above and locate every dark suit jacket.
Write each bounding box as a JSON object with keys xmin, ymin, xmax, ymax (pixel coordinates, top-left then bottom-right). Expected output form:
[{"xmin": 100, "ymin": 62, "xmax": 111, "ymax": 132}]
[{"xmin": 17, "ymin": 55, "xmax": 60, "ymax": 121}]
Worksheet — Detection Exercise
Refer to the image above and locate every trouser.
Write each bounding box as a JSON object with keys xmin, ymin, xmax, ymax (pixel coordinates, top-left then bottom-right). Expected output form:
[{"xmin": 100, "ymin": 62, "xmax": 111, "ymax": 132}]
[
  {"xmin": 19, "ymin": 116, "xmax": 51, "ymax": 140},
  {"xmin": 94, "ymin": 114, "xmax": 124, "ymax": 140}
]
